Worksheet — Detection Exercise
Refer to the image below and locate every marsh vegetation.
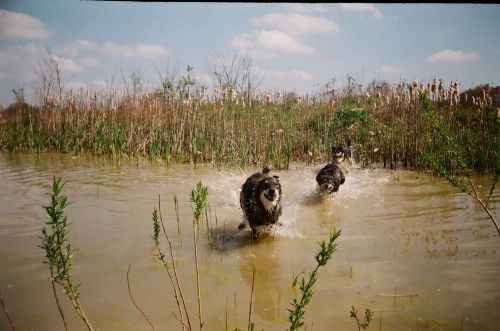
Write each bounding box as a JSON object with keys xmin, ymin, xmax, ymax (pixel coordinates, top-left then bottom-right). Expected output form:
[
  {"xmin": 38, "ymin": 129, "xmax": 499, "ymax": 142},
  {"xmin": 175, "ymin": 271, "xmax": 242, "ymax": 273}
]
[{"xmin": 0, "ymin": 56, "xmax": 499, "ymax": 330}]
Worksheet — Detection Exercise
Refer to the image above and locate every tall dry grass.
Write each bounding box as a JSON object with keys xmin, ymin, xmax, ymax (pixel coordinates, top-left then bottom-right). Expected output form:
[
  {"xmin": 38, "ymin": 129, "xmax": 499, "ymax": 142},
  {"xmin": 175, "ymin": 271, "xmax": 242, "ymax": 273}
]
[{"xmin": 0, "ymin": 75, "xmax": 498, "ymax": 174}]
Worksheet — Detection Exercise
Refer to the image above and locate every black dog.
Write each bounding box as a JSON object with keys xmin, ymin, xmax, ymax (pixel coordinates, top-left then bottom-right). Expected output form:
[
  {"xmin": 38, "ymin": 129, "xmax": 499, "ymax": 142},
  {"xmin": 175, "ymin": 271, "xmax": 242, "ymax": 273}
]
[
  {"xmin": 239, "ymin": 166, "xmax": 282, "ymax": 238},
  {"xmin": 316, "ymin": 140, "xmax": 352, "ymax": 194}
]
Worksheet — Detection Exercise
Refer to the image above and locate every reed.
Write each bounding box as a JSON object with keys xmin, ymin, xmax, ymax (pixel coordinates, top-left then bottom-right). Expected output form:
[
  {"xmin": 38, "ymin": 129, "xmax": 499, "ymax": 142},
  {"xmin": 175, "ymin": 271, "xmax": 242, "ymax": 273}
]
[
  {"xmin": 0, "ymin": 291, "xmax": 17, "ymax": 331},
  {"xmin": 39, "ymin": 177, "xmax": 95, "ymax": 331},
  {"xmin": 153, "ymin": 197, "xmax": 191, "ymax": 330},
  {"xmin": 350, "ymin": 306, "xmax": 374, "ymax": 331},
  {"xmin": 190, "ymin": 182, "xmax": 209, "ymax": 330},
  {"xmin": 418, "ymin": 91, "xmax": 499, "ymax": 236},
  {"xmin": 287, "ymin": 229, "xmax": 342, "ymax": 331},
  {"xmin": 151, "ymin": 205, "xmax": 187, "ymax": 330},
  {"xmin": 127, "ymin": 264, "xmax": 157, "ymax": 331},
  {"xmin": 1, "ymin": 74, "xmax": 497, "ymax": 174}
]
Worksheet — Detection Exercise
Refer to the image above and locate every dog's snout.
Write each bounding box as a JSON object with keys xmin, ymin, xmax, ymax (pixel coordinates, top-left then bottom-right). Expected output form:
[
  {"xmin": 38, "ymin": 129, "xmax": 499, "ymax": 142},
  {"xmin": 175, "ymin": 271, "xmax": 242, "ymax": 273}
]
[{"xmin": 268, "ymin": 188, "xmax": 276, "ymax": 196}]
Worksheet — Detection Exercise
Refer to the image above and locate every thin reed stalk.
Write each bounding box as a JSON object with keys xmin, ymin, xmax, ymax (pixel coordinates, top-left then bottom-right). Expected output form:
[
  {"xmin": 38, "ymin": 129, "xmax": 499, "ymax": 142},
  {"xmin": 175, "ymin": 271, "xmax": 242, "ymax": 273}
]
[
  {"xmin": 127, "ymin": 264, "xmax": 157, "ymax": 331},
  {"xmin": 190, "ymin": 182, "xmax": 208, "ymax": 330},
  {"xmin": 158, "ymin": 196, "xmax": 192, "ymax": 331},
  {"xmin": 39, "ymin": 177, "xmax": 95, "ymax": 331},
  {"xmin": 152, "ymin": 206, "xmax": 186, "ymax": 329},
  {"xmin": 287, "ymin": 229, "xmax": 342, "ymax": 331},
  {"xmin": 248, "ymin": 259, "xmax": 256, "ymax": 331},
  {"xmin": 50, "ymin": 269, "xmax": 69, "ymax": 331},
  {"xmin": 0, "ymin": 291, "xmax": 17, "ymax": 331}
]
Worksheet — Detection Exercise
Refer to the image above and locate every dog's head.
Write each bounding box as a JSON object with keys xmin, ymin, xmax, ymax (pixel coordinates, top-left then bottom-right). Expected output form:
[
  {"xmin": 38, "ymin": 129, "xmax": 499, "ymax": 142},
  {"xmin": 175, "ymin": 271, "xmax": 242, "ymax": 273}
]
[
  {"xmin": 262, "ymin": 165, "xmax": 273, "ymax": 176},
  {"xmin": 320, "ymin": 182, "xmax": 337, "ymax": 194},
  {"xmin": 332, "ymin": 139, "xmax": 352, "ymax": 165},
  {"xmin": 258, "ymin": 175, "xmax": 281, "ymax": 211}
]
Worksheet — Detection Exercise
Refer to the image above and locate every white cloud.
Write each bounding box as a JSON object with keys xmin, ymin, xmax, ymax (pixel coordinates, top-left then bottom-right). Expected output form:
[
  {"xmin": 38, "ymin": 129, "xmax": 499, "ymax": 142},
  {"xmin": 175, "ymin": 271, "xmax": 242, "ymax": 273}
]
[
  {"xmin": 231, "ymin": 34, "xmax": 278, "ymax": 59},
  {"xmin": 232, "ymin": 30, "xmax": 315, "ymax": 58},
  {"xmin": 427, "ymin": 49, "xmax": 479, "ymax": 63},
  {"xmin": 283, "ymin": 3, "xmax": 331, "ymax": 13},
  {"xmin": 102, "ymin": 42, "xmax": 168, "ymax": 58},
  {"xmin": 256, "ymin": 67, "xmax": 314, "ymax": 82},
  {"xmin": 53, "ymin": 56, "xmax": 100, "ymax": 75},
  {"xmin": 0, "ymin": 9, "xmax": 52, "ymax": 39},
  {"xmin": 58, "ymin": 39, "xmax": 97, "ymax": 57},
  {"xmin": 256, "ymin": 30, "xmax": 315, "ymax": 55},
  {"xmin": 380, "ymin": 65, "xmax": 403, "ymax": 74},
  {"xmin": 0, "ymin": 43, "xmax": 101, "ymax": 89},
  {"xmin": 253, "ymin": 12, "xmax": 339, "ymax": 35},
  {"xmin": 339, "ymin": 3, "xmax": 383, "ymax": 19},
  {"xmin": 0, "ymin": 43, "xmax": 46, "ymax": 82}
]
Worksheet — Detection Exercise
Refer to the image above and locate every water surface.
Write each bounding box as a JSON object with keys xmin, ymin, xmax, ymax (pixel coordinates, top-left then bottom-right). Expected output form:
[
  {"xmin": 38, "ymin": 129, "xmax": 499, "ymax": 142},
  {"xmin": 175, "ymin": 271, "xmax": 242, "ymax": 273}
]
[{"xmin": 0, "ymin": 152, "xmax": 499, "ymax": 330}]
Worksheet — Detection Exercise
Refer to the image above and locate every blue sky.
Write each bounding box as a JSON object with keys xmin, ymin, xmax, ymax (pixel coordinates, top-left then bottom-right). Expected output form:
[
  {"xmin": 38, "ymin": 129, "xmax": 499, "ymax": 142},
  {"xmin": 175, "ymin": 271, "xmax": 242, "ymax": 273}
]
[{"xmin": 0, "ymin": 2, "xmax": 499, "ymax": 105}]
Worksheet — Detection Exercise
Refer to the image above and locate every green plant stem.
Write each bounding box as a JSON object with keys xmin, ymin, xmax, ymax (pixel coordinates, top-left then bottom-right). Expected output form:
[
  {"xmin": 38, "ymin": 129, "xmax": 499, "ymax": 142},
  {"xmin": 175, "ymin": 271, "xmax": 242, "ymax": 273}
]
[
  {"xmin": 152, "ymin": 206, "xmax": 186, "ymax": 330},
  {"xmin": 287, "ymin": 229, "xmax": 342, "ymax": 331},
  {"xmin": 193, "ymin": 222, "xmax": 203, "ymax": 330},
  {"xmin": 190, "ymin": 182, "xmax": 208, "ymax": 330},
  {"xmin": 50, "ymin": 269, "xmax": 69, "ymax": 331},
  {"xmin": 248, "ymin": 259, "xmax": 255, "ymax": 331},
  {"xmin": 40, "ymin": 177, "xmax": 95, "ymax": 331},
  {"xmin": 158, "ymin": 196, "xmax": 192, "ymax": 331},
  {"xmin": 468, "ymin": 177, "xmax": 500, "ymax": 235}
]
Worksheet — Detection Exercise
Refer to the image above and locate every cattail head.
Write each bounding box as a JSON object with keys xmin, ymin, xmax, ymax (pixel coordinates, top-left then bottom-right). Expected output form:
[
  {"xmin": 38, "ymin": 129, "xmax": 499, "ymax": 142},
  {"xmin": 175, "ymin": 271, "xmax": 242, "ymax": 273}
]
[
  {"xmin": 431, "ymin": 80, "xmax": 437, "ymax": 93},
  {"xmin": 412, "ymin": 80, "xmax": 418, "ymax": 90}
]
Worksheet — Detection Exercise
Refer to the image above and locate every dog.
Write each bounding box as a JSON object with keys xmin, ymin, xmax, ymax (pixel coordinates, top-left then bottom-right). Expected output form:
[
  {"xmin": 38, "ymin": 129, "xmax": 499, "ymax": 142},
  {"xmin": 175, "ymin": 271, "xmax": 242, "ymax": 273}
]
[
  {"xmin": 238, "ymin": 165, "xmax": 282, "ymax": 238},
  {"xmin": 316, "ymin": 140, "xmax": 352, "ymax": 194}
]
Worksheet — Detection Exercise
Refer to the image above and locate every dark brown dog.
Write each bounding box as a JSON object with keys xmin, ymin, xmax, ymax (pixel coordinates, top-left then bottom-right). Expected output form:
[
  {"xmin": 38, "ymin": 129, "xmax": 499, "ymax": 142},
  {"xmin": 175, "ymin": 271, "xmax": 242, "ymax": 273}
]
[
  {"xmin": 239, "ymin": 166, "xmax": 282, "ymax": 238},
  {"xmin": 316, "ymin": 140, "xmax": 352, "ymax": 194}
]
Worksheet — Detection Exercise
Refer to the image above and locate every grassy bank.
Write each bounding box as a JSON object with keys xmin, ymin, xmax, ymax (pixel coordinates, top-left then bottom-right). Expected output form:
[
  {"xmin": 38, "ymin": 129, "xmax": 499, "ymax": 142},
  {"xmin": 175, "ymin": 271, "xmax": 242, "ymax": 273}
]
[{"xmin": 0, "ymin": 79, "xmax": 498, "ymax": 174}]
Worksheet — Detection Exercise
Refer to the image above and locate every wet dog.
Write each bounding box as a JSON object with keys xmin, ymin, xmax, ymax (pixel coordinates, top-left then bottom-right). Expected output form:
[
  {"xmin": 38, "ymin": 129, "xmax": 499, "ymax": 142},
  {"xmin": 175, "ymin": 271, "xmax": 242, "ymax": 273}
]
[
  {"xmin": 316, "ymin": 140, "xmax": 352, "ymax": 194},
  {"xmin": 239, "ymin": 166, "xmax": 282, "ymax": 238}
]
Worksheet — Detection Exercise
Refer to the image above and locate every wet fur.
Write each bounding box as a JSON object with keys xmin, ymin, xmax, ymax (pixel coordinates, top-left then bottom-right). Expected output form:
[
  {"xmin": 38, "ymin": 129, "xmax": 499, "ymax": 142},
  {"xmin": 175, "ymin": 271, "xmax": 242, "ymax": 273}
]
[
  {"xmin": 239, "ymin": 166, "xmax": 282, "ymax": 237},
  {"xmin": 316, "ymin": 163, "xmax": 345, "ymax": 194},
  {"xmin": 316, "ymin": 141, "xmax": 352, "ymax": 194}
]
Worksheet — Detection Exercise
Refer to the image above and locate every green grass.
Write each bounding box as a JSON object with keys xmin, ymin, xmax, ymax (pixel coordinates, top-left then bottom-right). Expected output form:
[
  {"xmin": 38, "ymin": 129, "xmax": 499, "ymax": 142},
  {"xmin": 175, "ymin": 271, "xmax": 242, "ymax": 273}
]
[{"xmin": 1, "ymin": 81, "xmax": 497, "ymax": 174}]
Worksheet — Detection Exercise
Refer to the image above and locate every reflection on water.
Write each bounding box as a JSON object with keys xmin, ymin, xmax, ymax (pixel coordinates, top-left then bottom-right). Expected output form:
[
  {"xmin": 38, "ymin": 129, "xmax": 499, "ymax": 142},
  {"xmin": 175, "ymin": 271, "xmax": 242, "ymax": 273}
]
[{"xmin": 0, "ymin": 152, "xmax": 499, "ymax": 330}]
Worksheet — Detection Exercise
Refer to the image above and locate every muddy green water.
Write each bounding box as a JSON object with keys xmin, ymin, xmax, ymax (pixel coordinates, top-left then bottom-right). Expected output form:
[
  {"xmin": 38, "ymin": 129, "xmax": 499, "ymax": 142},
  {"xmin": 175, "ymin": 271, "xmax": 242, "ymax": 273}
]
[{"xmin": 0, "ymin": 152, "xmax": 499, "ymax": 331}]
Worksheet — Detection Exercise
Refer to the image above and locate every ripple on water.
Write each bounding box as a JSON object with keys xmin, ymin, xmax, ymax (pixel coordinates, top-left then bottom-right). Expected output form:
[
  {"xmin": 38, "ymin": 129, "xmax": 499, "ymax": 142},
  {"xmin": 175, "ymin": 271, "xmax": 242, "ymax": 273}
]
[{"xmin": 1, "ymin": 154, "xmax": 499, "ymax": 331}]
